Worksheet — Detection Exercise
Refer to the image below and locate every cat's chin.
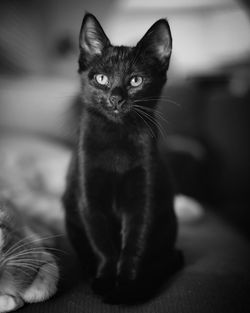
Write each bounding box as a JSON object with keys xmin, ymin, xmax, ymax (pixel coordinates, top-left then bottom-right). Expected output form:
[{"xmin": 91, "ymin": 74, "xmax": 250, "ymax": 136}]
[{"xmin": 103, "ymin": 110, "xmax": 126, "ymax": 123}]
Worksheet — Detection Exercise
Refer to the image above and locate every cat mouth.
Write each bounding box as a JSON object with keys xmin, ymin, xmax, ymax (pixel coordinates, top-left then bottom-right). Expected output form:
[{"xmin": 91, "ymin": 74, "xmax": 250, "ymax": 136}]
[
  {"xmin": 105, "ymin": 108, "xmax": 125, "ymax": 121},
  {"xmin": 104, "ymin": 104, "xmax": 130, "ymax": 119},
  {"xmin": 106, "ymin": 107, "xmax": 122, "ymax": 116}
]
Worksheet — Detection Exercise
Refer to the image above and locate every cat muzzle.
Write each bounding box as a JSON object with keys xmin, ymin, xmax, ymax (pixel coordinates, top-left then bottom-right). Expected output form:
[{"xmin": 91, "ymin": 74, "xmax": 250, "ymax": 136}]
[{"xmin": 109, "ymin": 95, "xmax": 125, "ymax": 112}]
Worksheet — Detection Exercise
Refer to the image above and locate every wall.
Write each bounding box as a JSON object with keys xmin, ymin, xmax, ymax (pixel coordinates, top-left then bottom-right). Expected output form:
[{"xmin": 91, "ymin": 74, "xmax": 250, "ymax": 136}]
[{"xmin": 104, "ymin": 3, "xmax": 250, "ymax": 77}]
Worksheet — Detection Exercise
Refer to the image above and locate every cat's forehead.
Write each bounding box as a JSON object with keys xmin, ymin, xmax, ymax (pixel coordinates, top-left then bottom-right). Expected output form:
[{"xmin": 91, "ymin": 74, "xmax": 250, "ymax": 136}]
[{"xmin": 94, "ymin": 46, "xmax": 142, "ymax": 75}]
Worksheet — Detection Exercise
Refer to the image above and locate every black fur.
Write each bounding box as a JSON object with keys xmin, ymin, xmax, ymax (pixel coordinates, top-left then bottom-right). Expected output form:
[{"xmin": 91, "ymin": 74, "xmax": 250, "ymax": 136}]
[{"xmin": 63, "ymin": 13, "xmax": 182, "ymax": 304}]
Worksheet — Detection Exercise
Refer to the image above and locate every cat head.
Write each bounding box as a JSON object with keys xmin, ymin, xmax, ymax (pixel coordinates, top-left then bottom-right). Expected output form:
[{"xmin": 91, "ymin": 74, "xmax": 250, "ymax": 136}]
[{"xmin": 78, "ymin": 13, "xmax": 172, "ymax": 122}]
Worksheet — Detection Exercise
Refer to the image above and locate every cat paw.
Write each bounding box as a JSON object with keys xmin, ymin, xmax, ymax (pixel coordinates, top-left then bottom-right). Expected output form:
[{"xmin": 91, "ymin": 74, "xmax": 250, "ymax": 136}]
[
  {"xmin": 0, "ymin": 295, "xmax": 24, "ymax": 313},
  {"xmin": 92, "ymin": 276, "xmax": 116, "ymax": 296},
  {"xmin": 103, "ymin": 279, "xmax": 139, "ymax": 304},
  {"xmin": 21, "ymin": 260, "xmax": 59, "ymax": 303}
]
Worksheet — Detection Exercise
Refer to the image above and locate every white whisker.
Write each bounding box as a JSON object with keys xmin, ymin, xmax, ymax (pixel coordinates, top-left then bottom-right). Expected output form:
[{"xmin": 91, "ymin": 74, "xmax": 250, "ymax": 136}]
[
  {"xmin": 132, "ymin": 109, "xmax": 156, "ymax": 138},
  {"xmin": 134, "ymin": 107, "xmax": 167, "ymax": 140},
  {"xmin": 134, "ymin": 96, "xmax": 181, "ymax": 107},
  {"xmin": 4, "ymin": 233, "xmax": 64, "ymax": 259},
  {"xmin": 133, "ymin": 104, "xmax": 169, "ymax": 124}
]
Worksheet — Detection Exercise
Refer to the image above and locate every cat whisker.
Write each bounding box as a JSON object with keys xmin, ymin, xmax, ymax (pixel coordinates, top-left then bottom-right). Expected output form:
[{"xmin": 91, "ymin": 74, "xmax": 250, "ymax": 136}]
[
  {"xmin": 134, "ymin": 97, "xmax": 181, "ymax": 107},
  {"xmin": 133, "ymin": 104, "xmax": 169, "ymax": 124},
  {"xmin": 7, "ymin": 261, "xmax": 58, "ymax": 277},
  {"xmin": 132, "ymin": 109, "xmax": 156, "ymax": 139},
  {"xmin": 2, "ymin": 232, "xmax": 36, "ymax": 259},
  {"xmin": 134, "ymin": 107, "xmax": 164, "ymax": 139},
  {"xmin": 7, "ymin": 257, "xmax": 48, "ymax": 264},
  {"xmin": 4, "ymin": 248, "xmax": 62, "ymax": 264},
  {"xmin": 149, "ymin": 111, "xmax": 169, "ymax": 124},
  {"xmin": 3, "ymin": 234, "xmax": 64, "ymax": 259},
  {"xmin": 3, "ymin": 254, "xmax": 47, "ymax": 267},
  {"xmin": 8, "ymin": 258, "xmax": 57, "ymax": 266},
  {"xmin": 6, "ymin": 264, "xmax": 37, "ymax": 279},
  {"xmin": 7, "ymin": 262, "xmax": 39, "ymax": 272},
  {"xmin": 5, "ymin": 250, "xmax": 54, "ymax": 261},
  {"xmin": 7, "ymin": 263, "xmax": 52, "ymax": 278},
  {"xmin": 7, "ymin": 256, "xmax": 58, "ymax": 265},
  {"xmin": 134, "ymin": 107, "xmax": 167, "ymax": 140},
  {"xmin": 135, "ymin": 95, "xmax": 179, "ymax": 102},
  {"xmin": 13, "ymin": 245, "xmax": 67, "ymax": 254},
  {"xmin": 3, "ymin": 247, "xmax": 64, "ymax": 267},
  {"xmin": 3, "ymin": 234, "xmax": 44, "ymax": 259},
  {"xmin": 134, "ymin": 104, "xmax": 166, "ymax": 116},
  {"xmin": 6, "ymin": 260, "xmax": 44, "ymax": 269}
]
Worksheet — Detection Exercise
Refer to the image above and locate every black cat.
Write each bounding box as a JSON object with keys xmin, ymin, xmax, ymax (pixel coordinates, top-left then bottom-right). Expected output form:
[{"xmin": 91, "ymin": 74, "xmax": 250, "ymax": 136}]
[{"xmin": 63, "ymin": 13, "xmax": 183, "ymax": 304}]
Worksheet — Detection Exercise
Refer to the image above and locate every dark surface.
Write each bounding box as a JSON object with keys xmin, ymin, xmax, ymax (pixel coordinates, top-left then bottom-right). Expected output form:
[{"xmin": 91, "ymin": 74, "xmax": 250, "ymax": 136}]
[{"xmin": 18, "ymin": 210, "xmax": 250, "ymax": 313}]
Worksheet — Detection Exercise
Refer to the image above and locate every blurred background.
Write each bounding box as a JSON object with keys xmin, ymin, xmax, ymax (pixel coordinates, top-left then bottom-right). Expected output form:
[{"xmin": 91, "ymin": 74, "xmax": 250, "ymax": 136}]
[{"xmin": 0, "ymin": 0, "xmax": 249, "ymax": 236}]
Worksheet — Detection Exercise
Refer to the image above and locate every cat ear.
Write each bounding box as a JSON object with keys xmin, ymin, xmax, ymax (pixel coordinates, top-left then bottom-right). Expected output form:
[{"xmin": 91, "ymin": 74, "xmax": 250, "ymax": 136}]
[
  {"xmin": 136, "ymin": 19, "xmax": 172, "ymax": 69},
  {"xmin": 79, "ymin": 13, "xmax": 110, "ymax": 63}
]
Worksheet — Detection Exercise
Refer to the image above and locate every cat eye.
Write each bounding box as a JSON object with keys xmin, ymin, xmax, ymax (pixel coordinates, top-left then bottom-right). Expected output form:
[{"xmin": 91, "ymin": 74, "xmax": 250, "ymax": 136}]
[
  {"xmin": 130, "ymin": 76, "xmax": 143, "ymax": 87},
  {"xmin": 95, "ymin": 74, "xmax": 109, "ymax": 86}
]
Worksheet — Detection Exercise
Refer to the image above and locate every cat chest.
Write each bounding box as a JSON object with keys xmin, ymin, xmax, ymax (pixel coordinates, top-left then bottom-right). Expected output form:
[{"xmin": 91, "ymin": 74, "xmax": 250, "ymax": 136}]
[{"xmin": 85, "ymin": 144, "xmax": 143, "ymax": 174}]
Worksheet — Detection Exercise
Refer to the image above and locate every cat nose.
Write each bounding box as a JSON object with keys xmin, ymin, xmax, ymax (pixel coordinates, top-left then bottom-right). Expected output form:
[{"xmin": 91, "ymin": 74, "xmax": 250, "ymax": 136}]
[{"xmin": 109, "ymin": 95, "xmax": 125, "ymax": 109}]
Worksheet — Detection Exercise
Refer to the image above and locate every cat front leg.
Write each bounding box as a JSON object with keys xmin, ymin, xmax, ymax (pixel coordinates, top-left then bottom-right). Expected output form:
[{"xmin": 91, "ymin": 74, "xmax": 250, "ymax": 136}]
[
  {"xmin": 118, "ymin": 167, "xmax": 149, "ymax": 280},
  {"xmin": 84, "ymin": 211, "xmax": 118, "ymax": 295},
  {"xmin": 105, "ymin": 167, "xmax": 150, "ymax": 303},
  {"xmin": 21, "ymin": 257, "xmax": 59, "ymax": 303},
  {"xmin": 82, "ymin": 168, "xmax": 119, "ymax": 295}
]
